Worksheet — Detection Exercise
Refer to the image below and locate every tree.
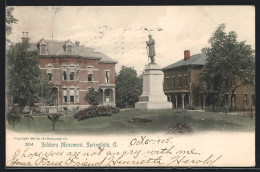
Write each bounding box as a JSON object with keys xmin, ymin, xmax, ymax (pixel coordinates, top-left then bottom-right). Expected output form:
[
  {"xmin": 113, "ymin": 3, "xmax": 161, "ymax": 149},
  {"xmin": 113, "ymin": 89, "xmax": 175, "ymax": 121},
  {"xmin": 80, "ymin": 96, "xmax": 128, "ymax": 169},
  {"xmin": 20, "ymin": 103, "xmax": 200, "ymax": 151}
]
[
  {"xmin": 34, "ymin": 75, "xmax": 56, "ymax": 108},
  {"xmin": 85, "ymin": 87, "xmax": 101, "ymax": 105},
  {"xmin": 6, "ymin": 42, "xmax": 41, "ymax": 108},
  {"xmin": 48, "ymin": 114, "xmax": 60, "ymax": 131},
  {"xmin": 201, "ymin": 24, "xmax": 255, "ymax": 106},
  {"xmin": 115, "ymin": 66, "xmax": 143, "ymax": 108},
  {"xmin": 6, "ymin": 7, "xmax": 18, "ymax": 43}
]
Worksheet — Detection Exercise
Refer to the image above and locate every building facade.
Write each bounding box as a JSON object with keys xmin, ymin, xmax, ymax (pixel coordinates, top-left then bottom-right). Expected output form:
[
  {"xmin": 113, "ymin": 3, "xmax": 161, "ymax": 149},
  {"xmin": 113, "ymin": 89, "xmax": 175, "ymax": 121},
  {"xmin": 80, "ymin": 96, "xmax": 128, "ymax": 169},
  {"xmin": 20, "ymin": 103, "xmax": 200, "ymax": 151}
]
[
  {"xmin": 23, "ymin": 32, "xmax": 117, "ymax": 110},
  {"xmin": 162, "ymin": 50, "xmax": 255, "ymax": 110}
]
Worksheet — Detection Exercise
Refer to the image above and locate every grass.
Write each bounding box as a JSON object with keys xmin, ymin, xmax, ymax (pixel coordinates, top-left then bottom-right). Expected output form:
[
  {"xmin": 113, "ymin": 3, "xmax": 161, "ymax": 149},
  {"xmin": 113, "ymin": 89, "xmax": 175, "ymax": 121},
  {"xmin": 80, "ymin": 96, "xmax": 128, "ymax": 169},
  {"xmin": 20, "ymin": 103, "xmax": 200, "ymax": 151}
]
[{"xmin": 7, "ymin": 109, "xmax": 255, "ymax": 135}]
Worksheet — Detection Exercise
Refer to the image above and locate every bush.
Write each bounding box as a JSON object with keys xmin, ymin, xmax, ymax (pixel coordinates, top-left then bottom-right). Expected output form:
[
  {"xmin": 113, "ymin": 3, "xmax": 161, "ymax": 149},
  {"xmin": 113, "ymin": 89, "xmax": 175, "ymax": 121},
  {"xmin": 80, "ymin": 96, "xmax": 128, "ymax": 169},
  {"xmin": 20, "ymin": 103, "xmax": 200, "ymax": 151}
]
[
  {"xmin": 7, "ymin": 108, "xmax": 21, "ymax": 127},
  {"xmin": 74, "ymin": 106, "xmax": 120, "ymax": 121}
]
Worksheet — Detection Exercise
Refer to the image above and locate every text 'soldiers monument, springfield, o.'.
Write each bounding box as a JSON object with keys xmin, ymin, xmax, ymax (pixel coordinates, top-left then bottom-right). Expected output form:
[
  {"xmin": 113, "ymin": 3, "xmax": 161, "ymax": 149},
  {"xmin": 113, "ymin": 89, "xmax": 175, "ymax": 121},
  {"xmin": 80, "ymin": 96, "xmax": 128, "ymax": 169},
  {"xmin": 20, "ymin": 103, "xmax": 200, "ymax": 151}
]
[{"xmin": 135, "ymin": 35, "xmax": 172, "ymax": 109}]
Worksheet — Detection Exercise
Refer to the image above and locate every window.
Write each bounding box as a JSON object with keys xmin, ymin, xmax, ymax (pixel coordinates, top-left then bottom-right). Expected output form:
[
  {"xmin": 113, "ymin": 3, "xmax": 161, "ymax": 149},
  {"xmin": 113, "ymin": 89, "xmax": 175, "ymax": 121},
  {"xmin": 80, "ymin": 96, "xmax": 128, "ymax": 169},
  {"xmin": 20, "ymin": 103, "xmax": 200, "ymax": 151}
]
[
  {"xmin": 105, "ymin": 71, "xmax": 110, "ymax": 83},
  {"xmin": 67, "ymin": 45, "xmax": 72, "ymax": 53},
  {"xmin": 178, "ymin": 76, "xmax": 182, "ymax": 87},
  {"xmin": 63, "ymin": 71, "xmax": 67, "ymax": 80},
  {"xmin": 47, "ymin": 73, "xmax": 52, "ymax": 81},
  {"xmin": 64, "ymin": 96, "xmax": 67, "ymax": 103},
  {"xmin": 172, "ymin": 77, "xmax": 175, "ymax": 87},
  {"xmin": 88, "ymin": 74, "xmax": 93, "ymax": 81},
  {"xmin": 184, "ymin": 75, "xmax": 188, "ymax": 87},
  {"xmin": 63, "ymin": 90, "xmax": 67, "ymax": 103},
  {"xmin": 244, "ymin": 94, "xmax": 248, "ymax": 106},
  {"xmin": 70, "ymin": 96, "xmax": 74, "ymax": 103},
  {"xmin": 165, "ymin": 77, "xmax": 169, "ymax": 89},
  {"xmin": 40, "ymin": 44, "xmax": 47, "ymax": 55},
  {"xmin": 70, "ymin": 72, "xmax": 75, "ymax": 80},
  {"xmin": 69, "ymin": 89, "xmax": 75, "ymax": 103}
]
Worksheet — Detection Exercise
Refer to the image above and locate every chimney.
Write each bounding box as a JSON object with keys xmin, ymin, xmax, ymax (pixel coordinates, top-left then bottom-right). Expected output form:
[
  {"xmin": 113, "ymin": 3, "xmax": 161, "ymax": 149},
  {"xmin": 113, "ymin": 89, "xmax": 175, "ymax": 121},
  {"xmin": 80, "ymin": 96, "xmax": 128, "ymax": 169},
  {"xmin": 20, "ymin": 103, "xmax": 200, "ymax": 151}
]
[
  {"xmin": 184, "ymin": 50, "xmax": 190, "ymax": 61},
  {"xmin": 75, "ymin": 41, "xmax": 80, "ymax": 46},
  {"xmin": 21, "ymin": 32, "xmax": 29, "ymax": 43}
]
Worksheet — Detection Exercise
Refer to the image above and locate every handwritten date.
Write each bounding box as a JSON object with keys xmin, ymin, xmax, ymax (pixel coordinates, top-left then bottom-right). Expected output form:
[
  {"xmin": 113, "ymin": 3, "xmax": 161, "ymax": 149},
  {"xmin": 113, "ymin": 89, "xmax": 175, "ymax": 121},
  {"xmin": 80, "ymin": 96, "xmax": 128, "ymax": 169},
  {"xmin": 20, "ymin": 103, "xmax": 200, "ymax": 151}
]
[{"xmin": 130, "ymin": 136, "xmax": 172, "ymax": 146}]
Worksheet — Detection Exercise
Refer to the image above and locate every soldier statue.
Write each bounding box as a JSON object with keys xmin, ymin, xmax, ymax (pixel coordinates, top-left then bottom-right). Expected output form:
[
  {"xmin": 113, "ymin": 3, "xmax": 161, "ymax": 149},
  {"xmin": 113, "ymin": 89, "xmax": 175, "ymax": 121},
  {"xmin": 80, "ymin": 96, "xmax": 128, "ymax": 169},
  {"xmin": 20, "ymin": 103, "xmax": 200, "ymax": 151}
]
[{"xmin": 146, "ymin": 34, "xmax": 156, "ymax": 64}]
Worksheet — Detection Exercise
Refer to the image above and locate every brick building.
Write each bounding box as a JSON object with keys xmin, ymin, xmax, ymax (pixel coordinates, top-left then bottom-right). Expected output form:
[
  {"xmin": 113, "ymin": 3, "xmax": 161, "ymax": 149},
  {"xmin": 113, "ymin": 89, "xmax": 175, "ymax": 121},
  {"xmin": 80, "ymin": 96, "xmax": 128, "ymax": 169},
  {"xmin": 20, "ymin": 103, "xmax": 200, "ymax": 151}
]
[
  {"xmin": 162, "ymin": 50, "xmax": 255, "ymax": 110},
  {"xmin": 22, "ymin": 32, "xmax": 117, "ymax": 110}
]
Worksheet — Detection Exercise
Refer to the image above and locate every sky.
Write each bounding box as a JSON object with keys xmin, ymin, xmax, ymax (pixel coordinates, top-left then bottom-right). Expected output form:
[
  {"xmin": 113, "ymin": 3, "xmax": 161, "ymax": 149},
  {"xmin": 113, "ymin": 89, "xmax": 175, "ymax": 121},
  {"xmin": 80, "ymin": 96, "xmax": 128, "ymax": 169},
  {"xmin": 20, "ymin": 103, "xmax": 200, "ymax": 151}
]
[{"xmin": 7, "ymin": 6, "xmax": 255, "ymax": 74}]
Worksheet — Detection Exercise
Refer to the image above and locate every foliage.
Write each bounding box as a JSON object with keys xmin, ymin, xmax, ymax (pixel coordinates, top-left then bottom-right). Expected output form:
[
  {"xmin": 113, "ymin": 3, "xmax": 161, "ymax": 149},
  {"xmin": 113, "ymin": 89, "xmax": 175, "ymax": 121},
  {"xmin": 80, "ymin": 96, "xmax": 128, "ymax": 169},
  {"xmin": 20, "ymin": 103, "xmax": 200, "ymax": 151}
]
[
  {"xmin": 7, "ymin": 108, "xmax": 21, "ymax": 128},
  {"xmin": 201, "ymin": 24, "xmax": 255, "ymax": 106},
  {"xmin": 74, "ymin": 105, "xmax": 120, "ymax": 121},
  {"xmin": 6, "ymin": 42, "xmax": 41, "ymax": 108},
  {"xmin": 115, "ymin": 66, "xmax": 143, "ymax": 108},
  {"xmin": 6, "ymin": 7, "xmax": 18, "ymax": 43},
  {"xmin": 34, "ymin": 75, "xmax": 56, "ymax": 107},
  {"xmin": 85, "ymin": 87, "xmax": 101, "ymax": 105}
]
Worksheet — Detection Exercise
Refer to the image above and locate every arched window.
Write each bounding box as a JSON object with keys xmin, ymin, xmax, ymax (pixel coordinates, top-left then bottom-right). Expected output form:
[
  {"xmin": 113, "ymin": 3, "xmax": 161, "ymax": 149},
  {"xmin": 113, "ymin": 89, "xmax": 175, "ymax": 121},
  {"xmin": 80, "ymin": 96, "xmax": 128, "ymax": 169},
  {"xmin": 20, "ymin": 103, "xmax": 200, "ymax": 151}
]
[
  {"xmin": 63, "ymin": 71, "xmax": 67, "ymax": 80},
  {"xmin": 70, "ymin": 72, "xmax": 75, "ymax": 80}
]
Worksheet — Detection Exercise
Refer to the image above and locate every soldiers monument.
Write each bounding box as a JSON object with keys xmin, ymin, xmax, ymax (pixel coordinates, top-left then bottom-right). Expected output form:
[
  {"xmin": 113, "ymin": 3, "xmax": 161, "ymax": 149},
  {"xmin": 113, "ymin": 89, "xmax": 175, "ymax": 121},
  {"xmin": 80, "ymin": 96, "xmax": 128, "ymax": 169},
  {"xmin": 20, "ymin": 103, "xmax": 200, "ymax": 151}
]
[{"xmin": 135, "ymin": 35, "xmax": 172, "ymax": 109}]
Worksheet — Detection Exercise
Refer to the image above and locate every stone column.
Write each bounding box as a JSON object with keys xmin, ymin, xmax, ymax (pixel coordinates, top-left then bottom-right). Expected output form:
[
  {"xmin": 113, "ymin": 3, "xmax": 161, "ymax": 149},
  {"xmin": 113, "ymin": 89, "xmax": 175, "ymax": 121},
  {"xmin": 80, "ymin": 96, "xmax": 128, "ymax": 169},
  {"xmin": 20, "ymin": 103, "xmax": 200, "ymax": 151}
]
[
  {"xmin": 188, "ymin": 94, "xmax": 191, "ymax": 105},
  {"xmin": 76, "ymin": 70, "xmax": 80, "ymax": 81},
  {"xmin": 181, "ymin": 94, "xmax": 185, "ymax": 109},
  {"xmin": 66, "ymin": 69, "xmax": 70, "ymax": 81},
  {"xmin": 110, "ymin": 89, "xmax": 112, "ymax": 102},
  {"xmin": 174, "ymin": 95, "xmax": 178, "ymax": 109},
  {"xmin": 67, "ymin": 88, "xmax": 70, "ymax": 103},
  {"xmin": 103, "ymin": 89, "xmax": 106, "ymax": 105},
  {"xmin": 74, "ymin": 89, "xmax": 77, "ymax": 104},
  {"xmin": 112, "ymin": 88, "xmax": 116, "ymax": 106}
]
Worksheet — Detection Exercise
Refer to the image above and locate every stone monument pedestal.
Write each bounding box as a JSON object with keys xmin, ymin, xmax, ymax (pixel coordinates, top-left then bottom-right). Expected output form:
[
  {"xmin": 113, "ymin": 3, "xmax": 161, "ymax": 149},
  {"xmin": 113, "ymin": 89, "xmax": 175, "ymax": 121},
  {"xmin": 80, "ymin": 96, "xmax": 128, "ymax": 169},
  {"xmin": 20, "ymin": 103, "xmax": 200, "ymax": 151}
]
[{"xmin": 135, "ymin": 63, "xmax": 172, "ymax": 110}]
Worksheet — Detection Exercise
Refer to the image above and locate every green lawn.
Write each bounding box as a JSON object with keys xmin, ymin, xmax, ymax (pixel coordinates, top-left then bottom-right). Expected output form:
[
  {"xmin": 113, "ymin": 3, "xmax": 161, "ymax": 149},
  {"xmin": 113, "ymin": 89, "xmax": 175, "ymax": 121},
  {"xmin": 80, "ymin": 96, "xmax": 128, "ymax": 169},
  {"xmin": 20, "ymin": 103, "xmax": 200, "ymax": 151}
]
[{"xmin": 7, "ymin": 109, "xmax": 255, "ymax": 135}]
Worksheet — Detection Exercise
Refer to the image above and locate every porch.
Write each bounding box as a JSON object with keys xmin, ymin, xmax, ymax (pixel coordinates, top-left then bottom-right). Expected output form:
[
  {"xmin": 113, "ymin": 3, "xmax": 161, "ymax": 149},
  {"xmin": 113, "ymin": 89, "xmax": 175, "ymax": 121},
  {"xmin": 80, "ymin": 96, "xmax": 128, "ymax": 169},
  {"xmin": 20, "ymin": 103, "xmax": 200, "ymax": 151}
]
[{"xmin": 99, "ymin": 84, "xmax": 116, "ymax": 106}]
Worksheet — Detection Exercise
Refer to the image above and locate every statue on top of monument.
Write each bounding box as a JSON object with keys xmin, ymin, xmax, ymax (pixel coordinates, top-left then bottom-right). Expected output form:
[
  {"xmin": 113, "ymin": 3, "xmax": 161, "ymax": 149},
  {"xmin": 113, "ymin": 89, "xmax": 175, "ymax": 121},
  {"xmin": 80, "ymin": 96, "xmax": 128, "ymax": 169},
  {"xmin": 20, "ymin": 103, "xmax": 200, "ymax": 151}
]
[{"xmin": 146, "ymin": 34, "xmax": 156, "ymax": 64}]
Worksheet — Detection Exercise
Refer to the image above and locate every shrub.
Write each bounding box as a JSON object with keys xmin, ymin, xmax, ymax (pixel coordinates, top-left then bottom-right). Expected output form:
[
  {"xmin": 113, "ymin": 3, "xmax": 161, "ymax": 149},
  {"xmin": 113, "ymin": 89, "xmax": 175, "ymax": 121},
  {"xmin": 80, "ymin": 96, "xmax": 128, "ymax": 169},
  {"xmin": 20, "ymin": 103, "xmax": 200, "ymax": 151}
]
[
  {"xmin": 74, "ymin": 106, "xmax": 120, "ymax": 121},
  {"xmin": 7, "ymin": 108, "xmax": 21, "ymax": 127}
]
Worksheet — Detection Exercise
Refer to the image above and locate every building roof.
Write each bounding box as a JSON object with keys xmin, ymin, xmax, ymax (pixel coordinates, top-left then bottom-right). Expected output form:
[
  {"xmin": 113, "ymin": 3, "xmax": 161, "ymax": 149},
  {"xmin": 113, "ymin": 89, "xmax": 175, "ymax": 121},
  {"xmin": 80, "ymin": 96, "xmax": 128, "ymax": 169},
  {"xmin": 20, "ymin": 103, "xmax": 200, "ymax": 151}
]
[
  {"xmin": 30, "ymin": 39, "xmax": 117, "ymax": 64},
  {"xmin": 162, "ymin": 53, "xmax": 207, "ymax": 70}
]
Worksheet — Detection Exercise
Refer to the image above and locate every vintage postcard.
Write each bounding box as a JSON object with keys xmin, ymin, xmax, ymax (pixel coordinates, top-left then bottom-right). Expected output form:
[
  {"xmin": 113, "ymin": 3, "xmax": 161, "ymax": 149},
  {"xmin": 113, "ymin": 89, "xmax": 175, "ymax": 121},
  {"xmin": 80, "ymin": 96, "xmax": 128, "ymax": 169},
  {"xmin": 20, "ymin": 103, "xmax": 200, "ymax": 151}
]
[{"xmin": 5, "ymin": 6, "xmax": 255, "ymax": 167}]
